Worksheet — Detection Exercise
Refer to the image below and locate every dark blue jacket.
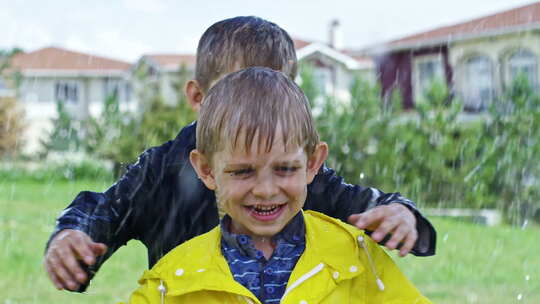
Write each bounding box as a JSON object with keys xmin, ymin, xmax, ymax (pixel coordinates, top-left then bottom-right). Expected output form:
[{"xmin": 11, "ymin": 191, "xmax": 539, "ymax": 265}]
[{"xmin": 49, "ymin": 122, "xmax": 436, "ymax": 291}]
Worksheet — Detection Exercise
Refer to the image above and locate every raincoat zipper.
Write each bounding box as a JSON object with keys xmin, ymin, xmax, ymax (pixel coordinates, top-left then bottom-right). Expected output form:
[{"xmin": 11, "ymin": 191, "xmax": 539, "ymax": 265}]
[
  {"xmin": 280, "ymin": 262, "xmax": 325, "ymax": 303},
  {"xmin": 158, "ymin": 280, "xmax": 166, "ymax": 304},
  {"xmin": 357, "ymin": 235, "xmax": 385, "ymax": 291}
]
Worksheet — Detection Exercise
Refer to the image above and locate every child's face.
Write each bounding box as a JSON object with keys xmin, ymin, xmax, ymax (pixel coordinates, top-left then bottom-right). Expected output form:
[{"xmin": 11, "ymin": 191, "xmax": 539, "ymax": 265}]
[{"xmin": 213, "ymin": 136, "xmax": 308, "ymax": 238}]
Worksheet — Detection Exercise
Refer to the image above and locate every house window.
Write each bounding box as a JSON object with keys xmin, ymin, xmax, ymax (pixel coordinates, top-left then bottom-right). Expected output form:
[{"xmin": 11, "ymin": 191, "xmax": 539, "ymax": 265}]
[
  {"xmin": 125, "ymin": 83, "xmax": 133, "ymax": 103},
  {"xmin": 55, "ymin": 82, "xmax": 79, "ymax": 103},
  {"xmin": 414, "ymin": 55, "xmax": 444, "ymax": 101},
  {"xmin": 508, "ymin": 50, "xmax": 537, "ymax": 89},
  {"xmin": 463, "ymin": 56, "xmax": 493, "ymax": 111},
  {"xmin": 313, "ymin": 67, "xmax": 331, "ymax": 95},
  {"xmin": 104, "ymin": 78, "xmax": 120, "ymax": 99}
]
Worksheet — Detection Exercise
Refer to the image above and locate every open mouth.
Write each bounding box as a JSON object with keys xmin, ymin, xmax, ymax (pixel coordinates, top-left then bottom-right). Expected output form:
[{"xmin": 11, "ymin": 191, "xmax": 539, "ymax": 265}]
[
  {"xmin": 245, "ymin": 203, "xmax": 286, "ymax": 220},
  {"xmin": 250, "ymin": 204, "xmax": 283, "ymax": 215}
]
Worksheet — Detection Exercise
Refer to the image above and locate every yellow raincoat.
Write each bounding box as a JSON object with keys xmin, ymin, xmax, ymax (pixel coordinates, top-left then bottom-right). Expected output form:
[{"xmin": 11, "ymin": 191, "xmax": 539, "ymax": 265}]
[{"xmin": 126, "ymin": 211, "xmax": 431, "ymax": 304}]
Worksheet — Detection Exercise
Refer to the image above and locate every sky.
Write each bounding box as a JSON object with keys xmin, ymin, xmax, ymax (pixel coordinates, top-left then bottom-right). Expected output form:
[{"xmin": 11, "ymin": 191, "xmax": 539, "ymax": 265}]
[{"xmin": 1, "ymin": 0, "xmax": 538, "ymax": 62}]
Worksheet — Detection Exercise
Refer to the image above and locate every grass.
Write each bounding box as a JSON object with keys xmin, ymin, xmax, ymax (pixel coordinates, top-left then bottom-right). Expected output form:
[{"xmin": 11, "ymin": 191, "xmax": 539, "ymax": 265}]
[{"xmin": 1, "ymin": 180, "xmax": 539, "ymax": 303}]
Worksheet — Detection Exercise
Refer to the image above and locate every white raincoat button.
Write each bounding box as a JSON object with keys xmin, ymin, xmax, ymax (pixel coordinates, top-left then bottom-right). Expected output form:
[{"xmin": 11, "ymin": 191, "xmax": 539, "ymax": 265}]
[
  {"xmin": 349, "ymin": 265, "xmax": 358, "ymax": 273},
  {"xmin": 299, "ymin": 300, "xmax": 308, "ymax": 304},
  {"xmin": 175, "ymin": 268, "xmax": 184, "ymax": 276},
  {"xmin": 333, "ymin": 271, "xmax": 340, "ymax": 279}
]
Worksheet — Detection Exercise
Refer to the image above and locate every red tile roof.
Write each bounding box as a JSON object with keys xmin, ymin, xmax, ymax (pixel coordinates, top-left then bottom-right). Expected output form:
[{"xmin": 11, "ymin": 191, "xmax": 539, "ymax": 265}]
[
  {"xmin": 390, "ymin": 1, "xmax": 540, "ymax": 47},
  {"xmin": 143, "ymin": 39, "xmax": 314, "ymax": 70},
  {"xmin": 341, "ymin": 49, "xmax": 373, "ymax": 64},
  {"xmin": 144, "ymin": 54, "xmax": 196, "ymax": 69},
  {"xmin": 10, "ymin": 46, "xmax": 131, "ymax": 71},
  {"xmin": 293, "ymin": 38, "xmax": 312, "ymax": 50}
]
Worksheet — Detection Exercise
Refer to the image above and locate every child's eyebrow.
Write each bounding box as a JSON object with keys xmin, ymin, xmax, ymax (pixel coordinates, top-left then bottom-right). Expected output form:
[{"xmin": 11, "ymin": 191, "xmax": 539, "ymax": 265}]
[
  {"xmin": 274, "ymin": 160, "xmax": 303, "ymax": 166},
  {"xmin": 222, "ymin": 163, "xmax": 253, "ymax": 169}
]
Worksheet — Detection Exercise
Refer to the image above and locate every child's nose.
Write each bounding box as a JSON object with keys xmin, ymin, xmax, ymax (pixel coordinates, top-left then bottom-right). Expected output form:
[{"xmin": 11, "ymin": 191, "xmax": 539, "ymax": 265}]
[{"xmin": 251, "ymin": 175, "xmax": 279, "ymax": 199}]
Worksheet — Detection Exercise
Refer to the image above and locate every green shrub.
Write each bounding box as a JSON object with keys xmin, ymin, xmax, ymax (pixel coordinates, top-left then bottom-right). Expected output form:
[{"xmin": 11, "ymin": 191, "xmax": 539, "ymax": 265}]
[
  {"xmin": 0, "ymin": 97, "xmax": 25, "ymax": 156},
  {"xmin": 0, "ymin": 157, "xmax": 113, "ymax": 182},
  {"xmin": 302, "ymin": 64, "xmax": 540, "ymax": 224},
  {"xmin": 40, "ymin": 100, "xmax": 85, "ymax": 154},
  {"xmin": 478, "ymin": 74, "xmax": 540, "ymax": 225},
  {"xmin": 88, "ymin": 65, "xmax": 196, "ymax": 176}
]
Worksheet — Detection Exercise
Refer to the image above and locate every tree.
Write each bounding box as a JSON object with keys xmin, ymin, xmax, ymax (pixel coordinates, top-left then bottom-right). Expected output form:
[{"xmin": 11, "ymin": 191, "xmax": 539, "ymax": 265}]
[
  {"xmin": 83, "ymin": 64, "xmax": 197, "ymax": 176},
  {"xmin": 0, "ymin": 48, "xmax": 26, "ymax": 156},
  {"xmin": 0, "ymin": 97, "xmax": 25, "ymax": 156},
  {"xmin": 478, "ymin": 74, "xmax": 540, "ymax": 224},
  {"xmin": 41, "ymin": 100, "xmax": 84, "ymax": 154}
]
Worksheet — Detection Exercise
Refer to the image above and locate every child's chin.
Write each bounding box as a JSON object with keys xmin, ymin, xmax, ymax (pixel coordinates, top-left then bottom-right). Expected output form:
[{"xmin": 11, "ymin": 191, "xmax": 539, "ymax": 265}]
[{"xmin": 249, "ymin": 225, "xmax": 283, "ymax": 238}]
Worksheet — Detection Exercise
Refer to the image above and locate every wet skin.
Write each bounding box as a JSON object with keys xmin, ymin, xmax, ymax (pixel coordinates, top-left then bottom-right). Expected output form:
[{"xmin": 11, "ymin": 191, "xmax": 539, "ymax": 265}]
[{"xmin": 190, "ymin": 133, "xmax": 328, "ymax": 258}]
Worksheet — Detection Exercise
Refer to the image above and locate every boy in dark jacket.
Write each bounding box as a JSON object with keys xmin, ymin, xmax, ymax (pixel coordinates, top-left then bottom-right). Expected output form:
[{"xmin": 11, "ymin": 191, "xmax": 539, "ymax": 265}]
[{"xmin": 44, "ymin": 16, "xmax": 436, "ymax": 292}]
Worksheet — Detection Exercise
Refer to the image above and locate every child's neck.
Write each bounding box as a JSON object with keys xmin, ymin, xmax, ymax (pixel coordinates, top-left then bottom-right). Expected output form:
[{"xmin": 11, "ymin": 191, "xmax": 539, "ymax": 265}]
[{"xmin": 251, "ymin": 236, "xmax": 276, "ymax": 260}]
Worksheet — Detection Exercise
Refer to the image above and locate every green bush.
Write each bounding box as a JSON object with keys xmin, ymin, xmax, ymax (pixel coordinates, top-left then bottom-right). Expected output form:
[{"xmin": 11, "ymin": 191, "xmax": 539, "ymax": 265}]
[
  {"xmin": 41, "ymin": 100, "xmax": 85, "ymax": 154},
  {"xmin": 0, "ymin": 157, "xmax": 113, "ymax": 182},
  {"xmin": 478, "ymin": 74, "xmax": 540, "ymax": 224},
  {"xmin": 0, "ymin": 97, "xmax": 26, "ymax": 156},
  {"xmin": 43, "ymin": 65, "xmax": 197, "ymax": 177},
  {"xmin": 92, "ymin": 64, "xmax": 196, "ymax": 175},
  {"xmin": 301, "ymin": 64, "xmax": 540, "ymax": 224}
]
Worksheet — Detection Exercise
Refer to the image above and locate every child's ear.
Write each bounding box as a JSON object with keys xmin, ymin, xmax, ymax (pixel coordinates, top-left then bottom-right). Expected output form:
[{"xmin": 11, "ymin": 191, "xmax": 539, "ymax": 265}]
[
  {"xmin": 185, "ymin": 80, "xmax": 204, "ymax": 112},
  {"xmin": 189, "ymin": 150, "xmax": 216, "ymax": 190},
  {"xmin": 306, "ymin": 142, "xmax": 328, "ymax": 184}
]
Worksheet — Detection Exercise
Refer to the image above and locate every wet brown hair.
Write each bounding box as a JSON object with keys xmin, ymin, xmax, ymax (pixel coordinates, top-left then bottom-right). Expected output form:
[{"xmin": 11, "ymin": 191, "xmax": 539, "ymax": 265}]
[
  {"xmin": 195, "ymin": 16, "xmax": 297, "ymax": 93},
  {"xmin": 196, "ymin": 67, "xmax": 318, "ymax": 161}
]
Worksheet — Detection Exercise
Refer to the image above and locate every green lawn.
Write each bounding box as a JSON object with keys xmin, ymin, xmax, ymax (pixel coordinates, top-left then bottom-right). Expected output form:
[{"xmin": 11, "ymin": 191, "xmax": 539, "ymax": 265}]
[{"xmin": 1, "ymin": 180, "xmax": 539, "ymax": 303}]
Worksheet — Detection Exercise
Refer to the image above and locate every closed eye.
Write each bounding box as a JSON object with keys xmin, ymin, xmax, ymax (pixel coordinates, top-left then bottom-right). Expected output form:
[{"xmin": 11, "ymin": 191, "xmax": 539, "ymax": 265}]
[
  {"xmin": 276, "ymin": 166, "xmax": 300, "ymax": 174},
  {"xmin": 227, "ymin": 168, "xmax": 254, "ymax": 177}
]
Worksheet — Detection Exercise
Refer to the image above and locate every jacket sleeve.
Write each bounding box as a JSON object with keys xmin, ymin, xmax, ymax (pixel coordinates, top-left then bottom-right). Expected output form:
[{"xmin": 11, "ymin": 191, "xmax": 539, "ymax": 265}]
[
  {"xmin": 305, "ymin": 165, "xmax": 436, "ymax": 256},
  {"xmin": 45, "ymin": 140, "xmax": 174, "ymax": 292}
]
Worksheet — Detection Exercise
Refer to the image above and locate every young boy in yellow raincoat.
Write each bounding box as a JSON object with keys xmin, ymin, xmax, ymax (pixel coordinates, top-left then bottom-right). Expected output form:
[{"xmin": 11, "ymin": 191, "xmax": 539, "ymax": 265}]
[{"xmin": 124, "ymin": 67, "xmax": 431, "ymax": 304}]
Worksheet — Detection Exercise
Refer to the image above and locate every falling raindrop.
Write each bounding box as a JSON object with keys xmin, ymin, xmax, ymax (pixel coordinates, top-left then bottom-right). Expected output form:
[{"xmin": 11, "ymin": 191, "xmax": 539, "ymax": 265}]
[
  {"xmin": 517, "ymin": 293, "xmax": 523, "ymax": 301},
  {"xmin": 442, "ymin": 233, "xmax": 449, "ymax": 243}
]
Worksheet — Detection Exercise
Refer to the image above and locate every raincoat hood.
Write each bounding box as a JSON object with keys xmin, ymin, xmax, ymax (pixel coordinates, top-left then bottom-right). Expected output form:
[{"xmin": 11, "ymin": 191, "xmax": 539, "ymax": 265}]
[{"xmin": 126, "ymin": 211, "xmax": 430, "ymax": 304}]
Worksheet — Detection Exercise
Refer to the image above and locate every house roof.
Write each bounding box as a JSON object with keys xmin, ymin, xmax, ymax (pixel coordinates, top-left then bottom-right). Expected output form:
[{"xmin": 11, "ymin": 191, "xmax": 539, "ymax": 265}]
[
  {"xmin": 10, "ymin": 47, "xmax": 131, "ymax": 73},
  {"xmin": 295, "ymin": 38, "xmax": 373, "ymax": 70},
  {"xmin": 138, "ymin": 37, "xmax": 373, "ymax": 72},
  {"xmin": 142, "ymin": 39, "xmax": 311, "ymax": 71},
  {"xmin": 143, "ymin": 54, "xmax": 197, "ymax": 71},
  {"xmin": 297, "ymin": 43, "xmax": 373, "ymax": 70},
  {"xmin": 386, "ymin": 1, "xmax": 540, "ymax": 50},
  {"xmin": 293, "ymin": 38, "xmax": 312, "ymax": 50}
]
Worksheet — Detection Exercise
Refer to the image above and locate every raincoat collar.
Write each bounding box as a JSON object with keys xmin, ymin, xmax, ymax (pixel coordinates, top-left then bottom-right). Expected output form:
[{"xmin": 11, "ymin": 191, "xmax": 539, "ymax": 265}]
[
  {"xmin": 144, "ymin": 211, "xmax": 367, "ymax": 303},
  {"xmin": 220, "ymin": 212, "xmax": 305, "ymax": 260}
]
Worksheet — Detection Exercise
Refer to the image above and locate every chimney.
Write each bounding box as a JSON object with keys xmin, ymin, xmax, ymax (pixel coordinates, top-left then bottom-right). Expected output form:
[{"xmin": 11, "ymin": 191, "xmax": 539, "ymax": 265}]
[{"xmin": 328, "ymin": 19, "xmax": 343, "ymax": 50}]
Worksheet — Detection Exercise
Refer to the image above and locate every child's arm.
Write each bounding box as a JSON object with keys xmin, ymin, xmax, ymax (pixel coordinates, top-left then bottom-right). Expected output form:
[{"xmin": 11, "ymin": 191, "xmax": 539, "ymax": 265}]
[
  {"xmin": 45, "ymin": 136, "xmax": 177, "ymax": 292},
  {"xmin": 305, "ymin": 165, "xmax": 436, "ymax": 257}
]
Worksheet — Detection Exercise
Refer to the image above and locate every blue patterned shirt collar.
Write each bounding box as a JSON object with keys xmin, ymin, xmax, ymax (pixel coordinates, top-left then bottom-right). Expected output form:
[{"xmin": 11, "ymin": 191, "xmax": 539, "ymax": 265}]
[{"xmin": 220, "ymin": 212, "xmax": 305, "ymax": 259}]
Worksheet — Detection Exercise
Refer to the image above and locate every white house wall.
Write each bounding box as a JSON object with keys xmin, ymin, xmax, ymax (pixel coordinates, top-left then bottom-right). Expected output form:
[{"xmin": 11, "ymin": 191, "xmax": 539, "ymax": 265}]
[
  {"xmin": 18, "ymin": 74, "xmax": 131, "ymax": 154},
  {"xmin": 449, "ymin": 31, "xmax": 540, "ymax": 102},
  {"xmin": 301, "ymin": 53, "xmax": 375, "ymax": 103},
  {"xmin": 160, "ymin": 71, "xmax": 181, "ymax": 105}
]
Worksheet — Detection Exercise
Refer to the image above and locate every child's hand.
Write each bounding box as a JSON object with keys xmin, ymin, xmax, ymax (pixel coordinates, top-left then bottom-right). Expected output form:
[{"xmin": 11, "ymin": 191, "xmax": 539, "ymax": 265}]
[
  {"xmin": 347, "ymin": 204, "xmax": 417, "ymax": 257},
  {"xmin": 44, "ymin": 229, "xmax": 108, "ymax": 291}
]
